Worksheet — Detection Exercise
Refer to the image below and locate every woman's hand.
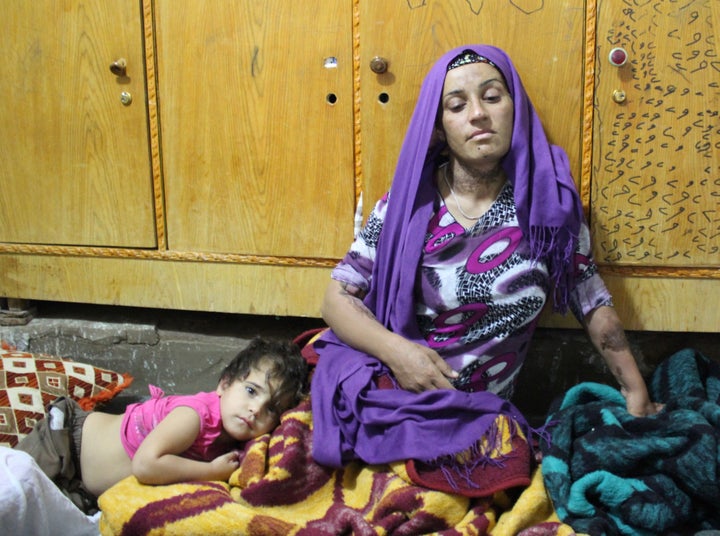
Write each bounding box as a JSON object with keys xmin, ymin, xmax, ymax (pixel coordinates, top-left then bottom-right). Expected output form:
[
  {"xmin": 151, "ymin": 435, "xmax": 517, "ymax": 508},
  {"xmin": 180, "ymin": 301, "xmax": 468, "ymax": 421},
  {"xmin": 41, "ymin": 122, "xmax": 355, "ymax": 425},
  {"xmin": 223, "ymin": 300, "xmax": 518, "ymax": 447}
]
[
  {"xmin": 322, "ymin": 279, "xmax": 458, "ymax": 392},
  {"xmin": 382, "ymin": 338, "xmax": 458, "ymax": 392},
  {"xmin": 584, "ymin": 306, "xmax": 664, "ymax": 418},
  {"xmin": 622, "ymin": 386, "xmax": 664, "ymax": 417}
]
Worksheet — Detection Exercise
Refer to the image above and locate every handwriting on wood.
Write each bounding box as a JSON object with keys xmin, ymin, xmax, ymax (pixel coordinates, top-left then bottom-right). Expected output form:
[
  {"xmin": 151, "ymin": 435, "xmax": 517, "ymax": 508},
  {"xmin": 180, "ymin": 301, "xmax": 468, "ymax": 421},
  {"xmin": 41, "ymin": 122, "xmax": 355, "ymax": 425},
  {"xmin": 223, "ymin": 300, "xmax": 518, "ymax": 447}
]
[
  {"xmin": 405, "ymin": 0, "xmax": 546, "ymax": 16},
  {"xmin": 593, "ymin": 0, "xmax": 719, "ymax": 267}
]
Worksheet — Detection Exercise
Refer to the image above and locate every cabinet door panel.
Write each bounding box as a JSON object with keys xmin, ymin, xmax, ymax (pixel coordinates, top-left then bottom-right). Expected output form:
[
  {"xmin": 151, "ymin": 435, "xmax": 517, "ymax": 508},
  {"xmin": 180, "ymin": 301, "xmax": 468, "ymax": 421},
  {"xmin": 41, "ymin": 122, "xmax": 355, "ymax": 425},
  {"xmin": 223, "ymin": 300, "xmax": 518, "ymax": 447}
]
[
  {"xmin": 0, "ymin": 1, "xmax": 155, "ymax": 247},
  {"xmin": 157, "ymin": 0, "xmax": 354, "ymax": 258},
  {"xmin": 360, "ymin": 1, "xmax": 585, "ymax": 217},
  {"xmin": 592, "ymin": 0, "xmax": 719, "ymax": 267}
]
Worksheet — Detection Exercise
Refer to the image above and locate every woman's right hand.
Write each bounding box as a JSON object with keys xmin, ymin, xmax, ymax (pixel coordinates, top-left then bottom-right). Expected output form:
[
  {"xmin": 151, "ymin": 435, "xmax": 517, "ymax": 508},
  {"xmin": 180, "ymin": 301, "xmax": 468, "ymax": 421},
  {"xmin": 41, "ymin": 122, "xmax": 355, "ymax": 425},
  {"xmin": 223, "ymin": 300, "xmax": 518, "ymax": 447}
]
[
  {"xmin": 381, "ymin": 337, "xmax": 458, "ymax": 392},
  {"xmin": 322, "ymin": 279, "xmax": 457, "ymax": 392}
]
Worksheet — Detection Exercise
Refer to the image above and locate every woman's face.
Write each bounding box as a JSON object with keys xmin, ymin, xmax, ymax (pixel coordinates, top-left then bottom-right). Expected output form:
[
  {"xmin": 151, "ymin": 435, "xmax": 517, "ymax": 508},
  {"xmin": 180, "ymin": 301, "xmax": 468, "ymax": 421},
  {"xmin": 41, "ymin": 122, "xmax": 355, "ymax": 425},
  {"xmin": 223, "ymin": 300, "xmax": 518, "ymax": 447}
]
[{"xmin": 438, "ymin": 62, "xmax": 514, "ymax": 170}]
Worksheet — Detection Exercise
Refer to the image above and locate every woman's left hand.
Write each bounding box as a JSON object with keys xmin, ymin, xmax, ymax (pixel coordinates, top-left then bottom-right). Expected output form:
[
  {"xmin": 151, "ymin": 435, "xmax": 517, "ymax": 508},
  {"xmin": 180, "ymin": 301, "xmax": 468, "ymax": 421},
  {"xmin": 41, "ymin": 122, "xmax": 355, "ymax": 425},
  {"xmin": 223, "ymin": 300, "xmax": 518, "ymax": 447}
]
[
  {"xmin": 584, "ymin": 306, "xmax": 664, "ymax": 418},
  {"xmin": 623, "ymin": 388, "xmax": 664, "ymax": 417}
]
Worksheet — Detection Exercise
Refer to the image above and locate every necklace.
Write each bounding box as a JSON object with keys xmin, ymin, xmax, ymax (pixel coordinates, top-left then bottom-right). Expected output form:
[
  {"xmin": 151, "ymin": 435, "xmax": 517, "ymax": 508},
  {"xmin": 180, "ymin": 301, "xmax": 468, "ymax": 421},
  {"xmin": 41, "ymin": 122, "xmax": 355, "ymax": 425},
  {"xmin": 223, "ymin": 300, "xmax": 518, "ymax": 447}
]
[{"xmin": 441, "ymin": 164, "xmax": 483, "ymax": 220}]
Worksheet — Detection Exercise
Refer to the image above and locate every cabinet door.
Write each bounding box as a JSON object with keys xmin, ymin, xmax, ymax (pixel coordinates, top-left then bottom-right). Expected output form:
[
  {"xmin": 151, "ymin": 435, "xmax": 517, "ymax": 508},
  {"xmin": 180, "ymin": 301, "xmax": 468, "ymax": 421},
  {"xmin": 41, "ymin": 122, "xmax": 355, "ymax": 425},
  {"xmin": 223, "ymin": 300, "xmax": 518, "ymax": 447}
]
[
  {"xmin": 592, "ymin": 1, "xmax": 719, "ymax": 267},
  {"xmin": 156, "ymin": 0, "xmax": 354, "ymax": 258},
  {"xmin": 0, "ymin": 1, "xmax": 155, "ymax": 247},
  {"xmin": 359, "ymin": 1, "xmax": 586, "ymax": 217}
]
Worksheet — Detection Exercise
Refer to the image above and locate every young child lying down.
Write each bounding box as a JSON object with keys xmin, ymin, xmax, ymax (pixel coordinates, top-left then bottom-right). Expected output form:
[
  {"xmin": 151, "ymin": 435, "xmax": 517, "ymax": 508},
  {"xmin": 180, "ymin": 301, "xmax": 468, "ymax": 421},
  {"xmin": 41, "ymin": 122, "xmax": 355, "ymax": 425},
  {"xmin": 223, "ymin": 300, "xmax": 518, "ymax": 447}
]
[{"xmin": 15, "ymin": 337, "xmax": 308, "ymax": 513}]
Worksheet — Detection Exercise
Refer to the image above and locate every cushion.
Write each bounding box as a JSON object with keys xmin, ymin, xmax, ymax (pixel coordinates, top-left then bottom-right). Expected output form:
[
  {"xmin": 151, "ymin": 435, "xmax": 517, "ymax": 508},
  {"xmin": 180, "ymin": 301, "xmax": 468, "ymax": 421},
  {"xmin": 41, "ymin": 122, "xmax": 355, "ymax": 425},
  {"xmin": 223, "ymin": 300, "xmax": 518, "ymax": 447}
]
[
  {"xmin": 292, "ymin": 327, "xmax": 327, "ymax": 366},
  {"xmin": 0, "ymin": 342, "xmax": 133, "ymax": 447}
]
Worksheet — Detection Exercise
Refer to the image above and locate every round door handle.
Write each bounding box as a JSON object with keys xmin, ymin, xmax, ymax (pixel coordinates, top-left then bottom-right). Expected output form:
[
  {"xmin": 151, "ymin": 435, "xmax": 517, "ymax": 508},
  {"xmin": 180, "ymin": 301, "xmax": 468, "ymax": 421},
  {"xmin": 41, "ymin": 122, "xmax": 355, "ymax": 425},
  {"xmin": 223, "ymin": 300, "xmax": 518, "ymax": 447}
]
[
  {"xmin": 608, "ymin": 47, "xmax": 628, "ymax": 67},
  {"xmin": 110, "ymin": 58, "xmax": 127, "ymax": 77},
  {"xmin": 370, "ymin": 57, "xmax": 389, "ymax": 74}
]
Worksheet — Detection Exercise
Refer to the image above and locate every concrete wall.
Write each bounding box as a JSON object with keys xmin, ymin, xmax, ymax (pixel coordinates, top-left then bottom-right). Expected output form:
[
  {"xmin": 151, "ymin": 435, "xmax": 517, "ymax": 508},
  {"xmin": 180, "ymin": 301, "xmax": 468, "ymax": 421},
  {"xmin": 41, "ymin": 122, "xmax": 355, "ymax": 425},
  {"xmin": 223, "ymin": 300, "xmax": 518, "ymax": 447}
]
[{"xmin": 1, "ymin": 301, "xmax": 718, "ymax": 423}]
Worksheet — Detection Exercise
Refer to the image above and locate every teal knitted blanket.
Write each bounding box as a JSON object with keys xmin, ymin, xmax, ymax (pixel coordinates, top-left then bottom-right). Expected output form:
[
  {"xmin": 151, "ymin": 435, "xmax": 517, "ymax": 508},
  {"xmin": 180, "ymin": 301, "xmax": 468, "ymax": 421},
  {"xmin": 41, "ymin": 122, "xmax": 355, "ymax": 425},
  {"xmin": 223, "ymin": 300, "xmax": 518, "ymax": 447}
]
[{"xmin": 541, "ymin": 348, "xmax": 720, "ymax": 535}]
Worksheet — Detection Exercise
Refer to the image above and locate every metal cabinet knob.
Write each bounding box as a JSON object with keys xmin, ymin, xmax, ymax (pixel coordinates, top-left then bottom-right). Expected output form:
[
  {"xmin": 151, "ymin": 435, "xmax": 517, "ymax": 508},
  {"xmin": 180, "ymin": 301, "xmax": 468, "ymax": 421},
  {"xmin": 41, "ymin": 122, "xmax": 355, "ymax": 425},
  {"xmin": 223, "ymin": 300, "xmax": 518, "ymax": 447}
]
[
  {"xmin": 612, "ymin": 89, "xmax": 626, "ymax": 103},
  {"xmin": 370, "ymin": 57, "xmax": 389, "ymax": 74},
  {"xmin": 110, "ymin": 58, "xmax": 127, "ymax": 77}
]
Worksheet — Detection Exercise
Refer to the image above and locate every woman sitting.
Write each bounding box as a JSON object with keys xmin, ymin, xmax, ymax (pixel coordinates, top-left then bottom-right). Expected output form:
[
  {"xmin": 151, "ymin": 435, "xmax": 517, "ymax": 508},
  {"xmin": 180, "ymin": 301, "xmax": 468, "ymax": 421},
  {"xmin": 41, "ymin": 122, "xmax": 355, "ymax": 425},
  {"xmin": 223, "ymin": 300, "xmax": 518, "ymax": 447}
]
[{"xmin": 310, "ymin": 44, "xmax": 662, "ymax": 494}]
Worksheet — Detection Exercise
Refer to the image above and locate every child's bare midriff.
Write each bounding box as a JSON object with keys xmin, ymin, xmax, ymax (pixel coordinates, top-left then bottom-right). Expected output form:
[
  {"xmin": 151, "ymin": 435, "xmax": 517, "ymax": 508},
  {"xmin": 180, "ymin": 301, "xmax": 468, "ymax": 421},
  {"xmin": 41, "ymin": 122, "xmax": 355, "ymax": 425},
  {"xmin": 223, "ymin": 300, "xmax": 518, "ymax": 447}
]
[{"xmin": 80, "ymin": 412, "xmax": 133, "ymax": 497}]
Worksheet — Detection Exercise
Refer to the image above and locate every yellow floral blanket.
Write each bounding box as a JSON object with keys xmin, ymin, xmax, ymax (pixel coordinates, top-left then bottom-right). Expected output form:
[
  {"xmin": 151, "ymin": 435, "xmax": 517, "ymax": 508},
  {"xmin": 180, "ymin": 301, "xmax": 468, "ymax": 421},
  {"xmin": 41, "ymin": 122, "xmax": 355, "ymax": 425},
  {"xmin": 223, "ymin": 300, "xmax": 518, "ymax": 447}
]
[{"xmin": 99, "ymin": 399, "xmax": 577, "ymax": 536}]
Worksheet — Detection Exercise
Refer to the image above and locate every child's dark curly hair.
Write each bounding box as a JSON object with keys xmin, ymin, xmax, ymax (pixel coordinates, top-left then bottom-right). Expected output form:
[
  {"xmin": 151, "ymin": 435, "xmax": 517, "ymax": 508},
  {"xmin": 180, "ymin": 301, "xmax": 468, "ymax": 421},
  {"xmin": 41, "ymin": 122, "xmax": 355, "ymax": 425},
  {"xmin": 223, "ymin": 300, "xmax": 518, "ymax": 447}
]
[{"xmin": 219, "ymin": 337, "xmax": 308, "ymax": 414}]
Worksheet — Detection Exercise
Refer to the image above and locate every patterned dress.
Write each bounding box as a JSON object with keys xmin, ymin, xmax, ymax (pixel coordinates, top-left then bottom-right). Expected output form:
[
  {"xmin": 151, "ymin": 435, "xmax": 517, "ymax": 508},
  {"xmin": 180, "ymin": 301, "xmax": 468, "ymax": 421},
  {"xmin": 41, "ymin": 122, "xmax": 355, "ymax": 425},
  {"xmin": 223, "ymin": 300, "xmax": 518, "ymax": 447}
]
[{"xmin": 332, "ymin": 182, "xmax": 612, "ymax": 398}]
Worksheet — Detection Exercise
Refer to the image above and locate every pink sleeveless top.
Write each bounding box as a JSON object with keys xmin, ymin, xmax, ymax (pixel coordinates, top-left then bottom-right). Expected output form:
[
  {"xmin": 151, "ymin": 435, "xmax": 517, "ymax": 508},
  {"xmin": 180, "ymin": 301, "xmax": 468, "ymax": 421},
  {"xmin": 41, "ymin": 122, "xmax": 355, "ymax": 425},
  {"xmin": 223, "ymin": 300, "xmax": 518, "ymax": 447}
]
[{"xmin": 120, "ymin": 385, "xmax": 226, "ymax": 461}]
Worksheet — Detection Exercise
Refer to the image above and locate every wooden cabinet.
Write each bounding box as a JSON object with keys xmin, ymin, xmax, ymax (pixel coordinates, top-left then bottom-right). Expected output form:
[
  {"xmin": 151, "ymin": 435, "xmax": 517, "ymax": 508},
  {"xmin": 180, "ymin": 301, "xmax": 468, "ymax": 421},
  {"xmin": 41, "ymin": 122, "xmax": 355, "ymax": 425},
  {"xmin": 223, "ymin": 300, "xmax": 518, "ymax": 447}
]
[
  {"xmin": 155, "ymin": 0, "xmax": 354, "ymax": 259},
  {"xmin": 1, "ymin": 0, "xmax": 354, "ymax": 316},
  {"xmin": 1, "ymin": 1, "xmax": 718, "ymax": 330},
  {"xmin": 586, "ymin": 0, "xmax": 719, "ymax": 331},
  {"xmin": 593, "ymin": 0, "xmax": 718, "ymax": 267},
  {"xmin": 358, "ymin": 1, "xmax": 585, "ymax": 216},
  {"xmin": 0, "ymin": 1, "xmax": 155, "ymax": 247}
]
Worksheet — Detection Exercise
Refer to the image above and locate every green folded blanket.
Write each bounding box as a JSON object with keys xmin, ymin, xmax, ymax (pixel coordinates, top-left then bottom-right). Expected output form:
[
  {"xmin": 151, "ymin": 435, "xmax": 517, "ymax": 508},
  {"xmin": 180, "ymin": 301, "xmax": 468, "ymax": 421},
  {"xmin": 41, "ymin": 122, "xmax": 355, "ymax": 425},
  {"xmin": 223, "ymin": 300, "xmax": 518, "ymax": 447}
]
[{"xmin": 541, "ymin": 348, "xmax": 720, "ymax": 535}]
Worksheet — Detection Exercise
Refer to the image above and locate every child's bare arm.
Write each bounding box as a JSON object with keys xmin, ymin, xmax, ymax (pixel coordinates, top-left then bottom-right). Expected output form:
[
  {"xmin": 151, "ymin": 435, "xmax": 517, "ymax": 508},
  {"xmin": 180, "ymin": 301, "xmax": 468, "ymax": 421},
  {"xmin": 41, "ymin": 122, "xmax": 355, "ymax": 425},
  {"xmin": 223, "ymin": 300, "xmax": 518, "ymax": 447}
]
[{"xmin": 131, "ymin": 406, "xmax": 241, "ymax": 485}]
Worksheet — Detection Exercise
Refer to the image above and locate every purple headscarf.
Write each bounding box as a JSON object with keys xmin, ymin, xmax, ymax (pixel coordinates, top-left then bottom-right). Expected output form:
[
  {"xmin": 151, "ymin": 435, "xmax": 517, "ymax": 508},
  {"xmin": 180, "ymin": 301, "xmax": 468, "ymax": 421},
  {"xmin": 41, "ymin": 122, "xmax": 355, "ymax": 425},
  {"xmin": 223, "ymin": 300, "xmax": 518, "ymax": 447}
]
[
  {"xmin": 311, "ymin": 44, "xmax": 582, "ymax": 468},
  {"xmin": 373, "ymin": 44, "xmax": 583, "ymax": 322}
]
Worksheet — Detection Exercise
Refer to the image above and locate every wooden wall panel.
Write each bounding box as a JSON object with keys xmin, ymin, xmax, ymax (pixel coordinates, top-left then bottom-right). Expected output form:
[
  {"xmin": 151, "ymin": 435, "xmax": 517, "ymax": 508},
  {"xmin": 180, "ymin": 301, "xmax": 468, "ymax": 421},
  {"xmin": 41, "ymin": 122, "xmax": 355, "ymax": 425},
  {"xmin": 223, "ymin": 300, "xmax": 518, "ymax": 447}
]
[
  {"xmin": 0, "ymin": 254, "xmax": 329, "ymax": 318},
  {"xmin": 1, "ymin": 1, "xmax": 717, "ymax": 331},
  {"xmin": 155, "ymin": 0, "xmax": 355, "ymax": 259},
  {"xmin": 541, "ymin": 274, "xmax": 720, "ymax": 332},
  {"xmin": 0, "ymin": 0, "xmax": 155, "ymax": 248},
  {"xmin": 359, "ymin": 0, "xmax": 586, "ymax": 218},
  {"xmin": 592, "ymin": 0, "xmax": 719, "ymax": 267}
]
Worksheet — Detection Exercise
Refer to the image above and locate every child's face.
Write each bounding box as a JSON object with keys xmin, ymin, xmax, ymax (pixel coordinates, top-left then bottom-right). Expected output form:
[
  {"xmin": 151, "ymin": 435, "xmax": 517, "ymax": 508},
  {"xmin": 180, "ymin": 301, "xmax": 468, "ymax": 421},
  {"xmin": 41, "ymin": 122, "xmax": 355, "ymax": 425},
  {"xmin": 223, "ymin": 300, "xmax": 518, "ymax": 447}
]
[{"xmin": 216, "ymin": 362, "xmax": 284, "ymax": 442}]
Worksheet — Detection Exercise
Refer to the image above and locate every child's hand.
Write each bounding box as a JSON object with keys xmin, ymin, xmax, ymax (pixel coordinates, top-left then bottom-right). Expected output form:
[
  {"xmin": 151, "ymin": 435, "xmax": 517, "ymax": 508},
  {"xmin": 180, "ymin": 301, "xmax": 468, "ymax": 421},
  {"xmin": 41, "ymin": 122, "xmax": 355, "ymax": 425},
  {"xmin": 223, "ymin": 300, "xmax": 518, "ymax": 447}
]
[{"xmin": 209, "ymin": 450, "xmax": 242, "ymax": 481}]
